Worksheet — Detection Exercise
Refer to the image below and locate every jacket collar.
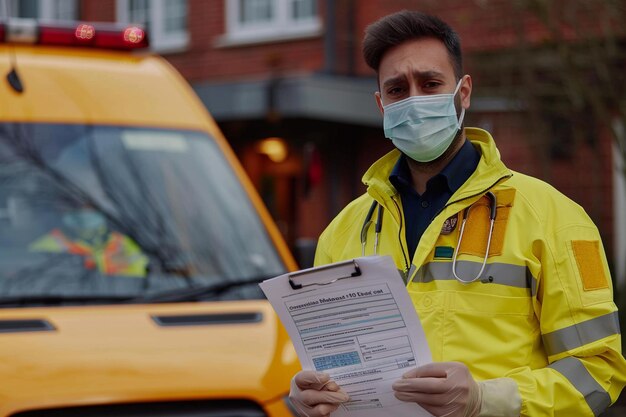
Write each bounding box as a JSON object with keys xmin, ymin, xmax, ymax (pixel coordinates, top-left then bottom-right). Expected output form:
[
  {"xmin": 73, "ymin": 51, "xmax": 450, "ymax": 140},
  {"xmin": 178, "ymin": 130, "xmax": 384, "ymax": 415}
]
[{"xmin": 363, "ymin": 128, "xmax": 512, "ymax": 203}]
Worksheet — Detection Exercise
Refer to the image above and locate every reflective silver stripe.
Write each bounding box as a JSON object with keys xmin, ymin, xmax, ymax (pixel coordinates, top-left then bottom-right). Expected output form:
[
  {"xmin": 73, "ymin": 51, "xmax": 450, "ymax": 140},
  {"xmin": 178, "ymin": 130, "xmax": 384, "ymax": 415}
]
[
  {"xmin": 407, "ymin": 264, "xmax": 417, "ymax": 279},
  {"xmin": 543, "ymin": 311, "xmax": 621, "ymax": 356},
  {"xmin": 549, "ymin": 357, "xmax": 611, "ymax": 416},
  {"xmin": 412, "ymin": 261, "xmax": 535, "ymax": 290},
  {"xmin": 530, "ymin": 268, "xmax": 537, "ymax": 296}
]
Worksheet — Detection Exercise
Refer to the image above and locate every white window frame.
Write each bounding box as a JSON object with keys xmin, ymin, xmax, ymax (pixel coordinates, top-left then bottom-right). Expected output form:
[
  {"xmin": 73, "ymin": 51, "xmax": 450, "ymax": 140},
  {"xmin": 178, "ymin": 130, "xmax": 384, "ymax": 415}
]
[
  {"xmin": 40, "ymin": 0, "xmax": 78, "ymax": 20},
  {"xmin": 3, "ymin": 0, "xmax": 78, "ymax": 20},
  {"xmin": 217, "ymin": 0, "xmax": 322, "ymax": 47},
  {"xmin": 116, "ymin": 0, "xmax": 190, "ymax": 54},
  {"xmin": 613, "ymin": 120, "xmax": 626, "ymax": 289}
]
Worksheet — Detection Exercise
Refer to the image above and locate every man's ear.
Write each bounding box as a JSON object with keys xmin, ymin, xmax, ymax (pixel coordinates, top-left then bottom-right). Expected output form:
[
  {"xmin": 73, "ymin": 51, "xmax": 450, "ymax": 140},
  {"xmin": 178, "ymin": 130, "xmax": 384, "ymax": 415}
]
[
  {"xmin": 460, "ymin": 75, "xmax": 472, "ymax": 110},
  {"xmin": 375, "ymin": 91, "xmax": 384, "ymax": 116}
]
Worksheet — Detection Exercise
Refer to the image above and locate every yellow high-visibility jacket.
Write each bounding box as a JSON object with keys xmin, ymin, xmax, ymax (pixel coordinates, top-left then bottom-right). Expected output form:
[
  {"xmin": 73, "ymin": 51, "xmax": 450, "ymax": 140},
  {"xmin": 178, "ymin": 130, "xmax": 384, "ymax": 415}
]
[
  {"xmin": 315, "ymin": 128, "xmax": 626, "ymax": 416},
  {"xmin": 30, "ymin": 229, "xmax": 148, "ymax": 277}
]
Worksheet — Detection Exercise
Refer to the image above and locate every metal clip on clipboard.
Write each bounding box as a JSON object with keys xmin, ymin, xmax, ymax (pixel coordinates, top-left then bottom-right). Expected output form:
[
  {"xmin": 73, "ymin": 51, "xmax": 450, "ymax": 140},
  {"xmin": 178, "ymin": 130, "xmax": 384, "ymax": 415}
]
[{"xmin": 288, "ymin": 259, "xmax": 362, "ymax": 290}]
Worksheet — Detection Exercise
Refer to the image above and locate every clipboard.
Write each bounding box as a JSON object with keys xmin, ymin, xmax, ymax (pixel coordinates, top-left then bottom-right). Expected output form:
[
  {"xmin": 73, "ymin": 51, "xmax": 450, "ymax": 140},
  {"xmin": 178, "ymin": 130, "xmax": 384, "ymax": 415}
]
[
  {"xmin": 288, "ymin": 259, "xmax": 362, "ymax": 290},
  {"xmin": 259, "ymin": 255, "xmax": 433, "ymax": 417}
]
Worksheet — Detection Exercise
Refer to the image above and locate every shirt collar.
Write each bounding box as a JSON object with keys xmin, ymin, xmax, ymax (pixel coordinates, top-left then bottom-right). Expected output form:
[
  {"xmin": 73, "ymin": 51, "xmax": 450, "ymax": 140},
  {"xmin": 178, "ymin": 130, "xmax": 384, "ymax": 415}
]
[
  {"xmin": 389, "ymin": 139, "xmax": 480, "ymax": 195},
  {"xmin": 441, "ymin": 139, "xmax": 480, "ymax": 192},
  {"xmin": 389, "ymin": 155, "xmax": 412, "ymax": 192}
]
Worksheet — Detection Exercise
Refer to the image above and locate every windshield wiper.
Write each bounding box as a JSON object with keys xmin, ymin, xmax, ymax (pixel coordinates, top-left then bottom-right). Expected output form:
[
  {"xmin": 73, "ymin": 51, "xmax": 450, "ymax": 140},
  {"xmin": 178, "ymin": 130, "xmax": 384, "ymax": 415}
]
[
  {"xmin": 133, "ymin": 275, "xmax": 273, "ymax": 304},
  {"xmin": 0, "ymin": 294, "xmax": 136, "ymax": 308}
]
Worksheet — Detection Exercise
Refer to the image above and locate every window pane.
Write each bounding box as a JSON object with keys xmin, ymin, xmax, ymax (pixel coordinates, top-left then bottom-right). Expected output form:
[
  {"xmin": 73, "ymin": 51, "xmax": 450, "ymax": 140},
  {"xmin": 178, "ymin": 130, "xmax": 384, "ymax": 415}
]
[
  {"xmin": 239, "ymin": 0, "xmax": 273, "ymax": 24},
  {"xmin": 164, "ymin": 0, "xmax": 188, "ymax": 33},
  {"xmin": 129, "ymin": 0, "xmax": 149, "ymax": 25},
  {"xmin": 14, "ymin": 0, "xmax": 39, "ymax": 18},
  {"xmin": 0, "ymin": 123, "xmax": 285, "ymax": 303},
  {"xmin": 51, "ymin": 0, "xmax": 78, "ymax": 20},
  {"xmin": 291, "ymin": 0, "xmax": 316, "ymax": 20}
]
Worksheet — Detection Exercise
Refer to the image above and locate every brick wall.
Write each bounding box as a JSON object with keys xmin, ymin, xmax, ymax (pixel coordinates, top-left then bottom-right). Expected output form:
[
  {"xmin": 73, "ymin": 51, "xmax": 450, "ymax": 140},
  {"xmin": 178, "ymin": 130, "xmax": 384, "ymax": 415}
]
[
  {"xmin": 165, "ymin": 0, "xmax": 325, "ymax": 82},
  {"xmin": 81, "ymin": 0, "xmax": 116, "ymax": 22}
]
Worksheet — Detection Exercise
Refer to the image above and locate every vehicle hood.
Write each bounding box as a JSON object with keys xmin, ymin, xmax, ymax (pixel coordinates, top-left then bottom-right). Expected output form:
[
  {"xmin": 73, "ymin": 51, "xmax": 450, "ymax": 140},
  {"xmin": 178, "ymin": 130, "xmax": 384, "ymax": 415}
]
[{"xmin": 0, "ymin": 300, "xmax": 300, "ymax": 413}]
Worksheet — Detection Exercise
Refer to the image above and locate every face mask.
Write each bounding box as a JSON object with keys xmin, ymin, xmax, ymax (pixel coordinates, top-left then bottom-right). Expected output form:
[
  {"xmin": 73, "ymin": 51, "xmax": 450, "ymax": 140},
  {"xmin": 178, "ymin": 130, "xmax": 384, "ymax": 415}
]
[
  {"xmin": 62, "ymin": 209, "xmax": 107, "ymax": 240},
  {"xmin": 383, "ymin": 79, "xmax": 465, "ymax": 162}
]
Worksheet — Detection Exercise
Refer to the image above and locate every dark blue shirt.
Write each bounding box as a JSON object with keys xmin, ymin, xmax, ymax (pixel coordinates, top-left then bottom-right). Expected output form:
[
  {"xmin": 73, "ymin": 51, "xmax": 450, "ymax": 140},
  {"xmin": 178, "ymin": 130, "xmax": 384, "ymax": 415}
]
[{"xmin": 389, "ymin": 140, "xmax": 480, "ymax": 259}]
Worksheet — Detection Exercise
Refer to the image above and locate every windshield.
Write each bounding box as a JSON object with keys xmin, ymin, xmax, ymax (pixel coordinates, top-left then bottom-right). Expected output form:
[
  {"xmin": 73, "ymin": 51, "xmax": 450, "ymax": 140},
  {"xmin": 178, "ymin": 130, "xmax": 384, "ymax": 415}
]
[{"xmin": 0, "ymin": 123, "xmax": 286, "ymax": 306}]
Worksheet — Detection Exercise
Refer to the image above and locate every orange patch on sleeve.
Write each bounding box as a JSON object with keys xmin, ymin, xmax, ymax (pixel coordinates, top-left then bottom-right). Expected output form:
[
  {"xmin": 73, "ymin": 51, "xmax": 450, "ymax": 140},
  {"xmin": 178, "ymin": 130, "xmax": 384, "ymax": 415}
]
[{"xmin": 572, "ymin": 240, "xmax": 609, "ymax": 291}]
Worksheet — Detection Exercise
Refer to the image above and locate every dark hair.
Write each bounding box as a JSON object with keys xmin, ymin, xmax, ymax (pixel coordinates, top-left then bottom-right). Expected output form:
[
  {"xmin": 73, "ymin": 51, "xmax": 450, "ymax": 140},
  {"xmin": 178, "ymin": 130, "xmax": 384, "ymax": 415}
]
[{"xmin": 363, "ymin": 10, "xmax": 463, "ymax": 79}]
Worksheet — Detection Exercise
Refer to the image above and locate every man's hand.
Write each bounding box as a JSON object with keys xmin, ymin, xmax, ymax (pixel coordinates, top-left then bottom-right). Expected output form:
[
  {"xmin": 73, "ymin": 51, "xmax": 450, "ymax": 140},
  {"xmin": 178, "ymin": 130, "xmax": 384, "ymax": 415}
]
[
  {"xmin": 392, "ymin": 362, "xmax": 482, "ymax": 417},
  {"xmin": 289, "ymin": 370, "xmax": 350, "ymax": 417}
]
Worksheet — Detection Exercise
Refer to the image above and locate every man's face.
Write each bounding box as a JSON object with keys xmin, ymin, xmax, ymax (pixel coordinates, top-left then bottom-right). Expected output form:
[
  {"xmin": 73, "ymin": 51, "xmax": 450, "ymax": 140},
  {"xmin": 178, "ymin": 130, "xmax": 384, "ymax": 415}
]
[
  {"xmin": 375, "ymin": 37, "xmax": 471, "ymax": 111},
  {"xmin": 62, "ymin": 208, "xmax": 107, "ymax": 242}
]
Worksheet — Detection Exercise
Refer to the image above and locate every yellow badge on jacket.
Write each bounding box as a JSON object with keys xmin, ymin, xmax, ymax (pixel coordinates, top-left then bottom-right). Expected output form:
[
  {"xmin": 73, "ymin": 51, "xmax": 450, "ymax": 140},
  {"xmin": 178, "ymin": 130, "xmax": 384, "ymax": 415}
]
[{"xmin": 571, "ymin": 240, "xmax": 609, "ymax": 291}]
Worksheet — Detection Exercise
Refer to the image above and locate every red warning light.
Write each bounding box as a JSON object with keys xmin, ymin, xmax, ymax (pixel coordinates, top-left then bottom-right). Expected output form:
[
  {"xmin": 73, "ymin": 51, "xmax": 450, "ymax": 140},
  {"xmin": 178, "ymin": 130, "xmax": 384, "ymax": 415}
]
[
  {"xmin": 2, "ymin": 19, "xmax": 149, "ymax": 50},
  {"xmin": 123, "ymin": 27, "xmax": 144, "ymax": 44},
  {"xmin": 75, "ymin": 24, "xmax": 95, "ymax": 40}
]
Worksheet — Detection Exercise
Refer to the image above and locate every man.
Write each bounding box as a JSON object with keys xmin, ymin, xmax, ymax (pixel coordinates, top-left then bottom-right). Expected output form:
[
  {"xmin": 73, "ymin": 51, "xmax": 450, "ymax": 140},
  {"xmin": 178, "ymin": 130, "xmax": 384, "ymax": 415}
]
[
  {"xmin": 30, "ymin": 205, "xmax": 148, "ymax": 277},
  {"xmin": 289, "ymin": 10, "xmax": 626, "ymax": 417}
]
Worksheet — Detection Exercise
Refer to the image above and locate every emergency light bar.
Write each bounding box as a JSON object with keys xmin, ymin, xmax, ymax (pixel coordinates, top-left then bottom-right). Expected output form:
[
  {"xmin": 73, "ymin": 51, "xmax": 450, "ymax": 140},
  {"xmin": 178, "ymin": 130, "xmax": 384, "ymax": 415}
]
[{"xmin": 0, "ymin": 19, "xmax": 148, "ymax": 50}]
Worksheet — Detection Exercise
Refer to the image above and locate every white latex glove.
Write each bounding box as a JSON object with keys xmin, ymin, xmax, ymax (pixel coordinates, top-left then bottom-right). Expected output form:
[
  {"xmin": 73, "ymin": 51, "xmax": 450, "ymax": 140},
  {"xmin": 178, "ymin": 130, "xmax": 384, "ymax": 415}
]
[
  {"xmin": 289, "ymin": 370, "xmax": 350, "ymax": 417},
  {"xmin": 392, "ymin": 362, "xmax": 482, "ymax": 417}
]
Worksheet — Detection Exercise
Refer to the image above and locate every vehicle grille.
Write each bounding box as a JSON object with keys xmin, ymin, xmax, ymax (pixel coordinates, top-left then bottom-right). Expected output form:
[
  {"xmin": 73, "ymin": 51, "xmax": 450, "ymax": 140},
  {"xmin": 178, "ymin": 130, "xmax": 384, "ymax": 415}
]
[
  {"xmin": 0, "ymin": 319, "xmax": 55, "ymax": 333},
  {"xmin": 151, "ymin": 312, "xmax": 262, "ymax": 327},
  {"xmin": 10, "ymin": 400, "xmax": 268, "ymax": 417}
]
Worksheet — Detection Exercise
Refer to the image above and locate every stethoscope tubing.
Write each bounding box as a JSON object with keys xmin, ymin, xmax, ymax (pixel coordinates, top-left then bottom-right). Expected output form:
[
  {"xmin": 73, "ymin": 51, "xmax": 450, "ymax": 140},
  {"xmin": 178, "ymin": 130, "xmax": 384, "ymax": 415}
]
[
  {"xmin": 360, "ymin": 191, "xmax": 497, "ymax": 283},
  {"xmin": 452, "ymin": 191, "xmax": 497, "ymax": 283},
  {"xmin": 360, "ymin": 202, "xmax": 384, "ymax": 257}
]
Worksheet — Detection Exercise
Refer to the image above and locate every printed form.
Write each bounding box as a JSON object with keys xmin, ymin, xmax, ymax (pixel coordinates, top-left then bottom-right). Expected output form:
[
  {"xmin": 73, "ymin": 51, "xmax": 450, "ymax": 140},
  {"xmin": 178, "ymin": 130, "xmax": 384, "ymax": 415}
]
[{"xmin": 260, "ymin": 256, "xmax": 432, "ymax": 417}]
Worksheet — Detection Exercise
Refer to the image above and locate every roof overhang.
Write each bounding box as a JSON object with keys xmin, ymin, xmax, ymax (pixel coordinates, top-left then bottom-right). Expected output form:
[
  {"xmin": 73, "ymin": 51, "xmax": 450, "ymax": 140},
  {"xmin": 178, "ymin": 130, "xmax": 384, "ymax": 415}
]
[{"xmin": 192, "ymin": 74, "xmax": 522, "ymax": 127}]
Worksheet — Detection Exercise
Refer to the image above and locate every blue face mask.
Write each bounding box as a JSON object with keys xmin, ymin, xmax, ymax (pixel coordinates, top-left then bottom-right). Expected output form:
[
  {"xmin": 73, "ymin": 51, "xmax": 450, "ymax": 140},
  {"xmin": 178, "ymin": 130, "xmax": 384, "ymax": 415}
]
[
  {"xmin": 383, "ymin": 79, "xmax": 465, "ymax": 162},
  {"xmin": 62, "ymin": 209, "xmax": 107, "ymax": 240}
]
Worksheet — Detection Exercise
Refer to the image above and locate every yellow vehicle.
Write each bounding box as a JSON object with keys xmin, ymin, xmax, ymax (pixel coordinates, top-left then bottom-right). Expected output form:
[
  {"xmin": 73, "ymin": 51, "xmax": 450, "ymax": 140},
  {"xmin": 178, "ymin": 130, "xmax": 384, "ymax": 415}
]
[{"xmin": 0, "ymin": 19, "xmax": 300, "ymax": 417}]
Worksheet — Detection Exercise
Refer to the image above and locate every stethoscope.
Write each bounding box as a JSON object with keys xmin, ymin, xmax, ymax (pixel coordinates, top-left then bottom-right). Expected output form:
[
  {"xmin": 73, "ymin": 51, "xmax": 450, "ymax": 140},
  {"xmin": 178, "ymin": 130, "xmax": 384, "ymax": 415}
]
[
  {"xmin": 360, "ymin": 191, "xmax": 497, "ymax": 284},
  {"xmin": 360, "ymin": 201, "xmax": 384, "ymax": 257}
]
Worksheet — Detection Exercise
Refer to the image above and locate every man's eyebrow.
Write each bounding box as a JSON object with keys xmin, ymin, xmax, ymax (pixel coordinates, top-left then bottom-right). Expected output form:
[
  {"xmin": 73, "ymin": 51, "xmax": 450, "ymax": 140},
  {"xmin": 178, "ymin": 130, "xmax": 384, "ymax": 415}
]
[
  {"xmin": 381, "ymin": 70, "xmax": 447, "ymax": 89},
  {"xmin": 413, "ymin": 70, "xmax": 446, "ymax": 79},
  {"xmin": 381, "ymin": 75, "xmax": 405, "ymax": 89}
]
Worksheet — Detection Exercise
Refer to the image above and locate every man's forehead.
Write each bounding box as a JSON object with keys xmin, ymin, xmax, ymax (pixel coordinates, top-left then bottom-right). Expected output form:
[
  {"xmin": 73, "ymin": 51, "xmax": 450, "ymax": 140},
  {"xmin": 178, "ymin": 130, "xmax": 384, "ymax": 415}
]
[{"xmin": 377, "ymin": 38, "xmax": 455, "ymax": 82}]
